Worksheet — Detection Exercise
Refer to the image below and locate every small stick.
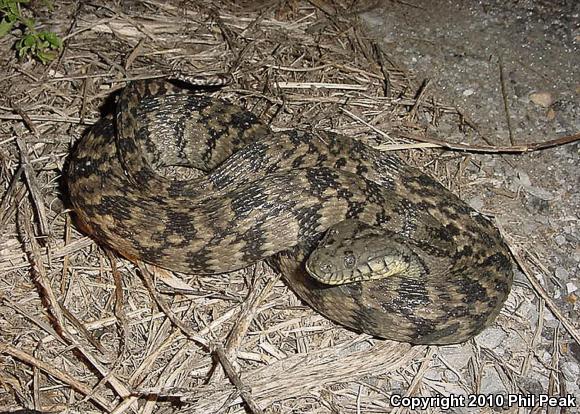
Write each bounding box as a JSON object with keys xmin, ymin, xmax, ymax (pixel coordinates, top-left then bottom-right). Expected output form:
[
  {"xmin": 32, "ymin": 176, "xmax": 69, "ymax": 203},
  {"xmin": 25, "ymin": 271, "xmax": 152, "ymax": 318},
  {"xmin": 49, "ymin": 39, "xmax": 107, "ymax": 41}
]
[
  {"xmin": 276, "ymin": 81, "xmax": 367, "ymax": 91},
  {"xmin": 502, "ymin": 232, "xmax": 580, "ymax": 346},
  {"xmin": 409, "ymin": 78, "xmax": 431, "ymax": 120},
  {"xmin": 0, "ymin": 166, "xmax": 24, "ymax": 233},
  {"xmin": 0, "ymin": 113, "xmax": 98, "ymax": 124},
  {"xmin": 0, "ymin": 343, "xmax": 113, "ymax": 412},
  {"xmin": 16, "ymin": 134, "xmax": 49, "ymax": 237},
  {"xmin": 372, "ymin": 41, "xmax": 391, "ymax": 98},
  {"xmin": 10, "ymin": 100, "xmax": 39, "ymax": 136},
  {"xmin": 342, "ymin": 109, "xmax": 580, "ymax": 153},
  {"xmin": 139, "ymin": 263, "xmax": 209, "ymax": 348},
  {"xmin": 498, "ymin": 54, "xmax": 515, "ymax": 146},
  {"xmin": 213, "ymin": 343, "xmax": 264, "ymax": 414}
]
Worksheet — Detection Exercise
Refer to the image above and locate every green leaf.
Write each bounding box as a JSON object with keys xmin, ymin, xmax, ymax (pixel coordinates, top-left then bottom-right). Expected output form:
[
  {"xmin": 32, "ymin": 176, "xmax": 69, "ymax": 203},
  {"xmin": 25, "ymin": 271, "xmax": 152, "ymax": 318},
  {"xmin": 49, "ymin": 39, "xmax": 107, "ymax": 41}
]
[
  {"xmin": 17, "ymin": 43, "xmax": 29, "ymax": 57},
  {"xmin": 36, "ymin": 50, "xmax": 48, "ymax": 64},
  {"xmin": 3, "ymin": 0, "xmax": 61, "ymax": 63},
  {"xmin": 7, "ymin": 1, "xmax": 19, "ymax": 16},
  {"xmin": 40, "ymin": 30, "xmax": 60, "ymax": 48},
  {"xmin": 22, "ymin": 33, "xmax": 35, "ymax": 47},
  {"xmin": 0, "ymin": 18, "xmax": 13, "ymax": 36}
]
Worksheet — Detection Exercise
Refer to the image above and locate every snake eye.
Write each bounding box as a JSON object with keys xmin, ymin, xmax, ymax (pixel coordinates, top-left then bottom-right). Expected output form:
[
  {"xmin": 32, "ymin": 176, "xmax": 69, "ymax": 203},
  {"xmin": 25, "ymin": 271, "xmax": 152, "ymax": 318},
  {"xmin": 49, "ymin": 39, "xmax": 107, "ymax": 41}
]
[{"xmin": 343, "ymin": 251, "xmax": 356, "ymax": 268}]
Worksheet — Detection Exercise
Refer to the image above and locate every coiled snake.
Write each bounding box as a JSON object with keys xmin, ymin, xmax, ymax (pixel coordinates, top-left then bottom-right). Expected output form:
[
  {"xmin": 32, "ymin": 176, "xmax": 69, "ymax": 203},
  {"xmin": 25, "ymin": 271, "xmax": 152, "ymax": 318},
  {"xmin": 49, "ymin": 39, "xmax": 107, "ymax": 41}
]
[{"xmin": 67, "ymin": 76, "xmax": 513, "ymax": 345}]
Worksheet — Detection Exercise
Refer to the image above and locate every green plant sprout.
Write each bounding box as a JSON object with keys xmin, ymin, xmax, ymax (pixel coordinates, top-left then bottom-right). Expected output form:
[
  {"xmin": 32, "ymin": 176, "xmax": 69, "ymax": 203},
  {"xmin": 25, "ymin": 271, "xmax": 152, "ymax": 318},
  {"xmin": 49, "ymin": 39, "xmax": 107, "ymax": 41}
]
[{"xmin": 0, "ymin": 0, "xmax": 62, "ymax": 64}]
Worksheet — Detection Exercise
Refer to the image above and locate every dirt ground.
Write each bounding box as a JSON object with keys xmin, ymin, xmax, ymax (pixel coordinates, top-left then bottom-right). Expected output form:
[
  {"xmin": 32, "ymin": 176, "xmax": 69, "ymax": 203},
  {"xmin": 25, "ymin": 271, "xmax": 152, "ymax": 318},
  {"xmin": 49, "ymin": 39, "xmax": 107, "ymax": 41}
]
[
  {"xmin": 361, "ymin": 0, "xmax": 580, "ymax": 402},
  {"xmin": 0, "ymin": 1, "xmax": 578, "ymax": 413}
]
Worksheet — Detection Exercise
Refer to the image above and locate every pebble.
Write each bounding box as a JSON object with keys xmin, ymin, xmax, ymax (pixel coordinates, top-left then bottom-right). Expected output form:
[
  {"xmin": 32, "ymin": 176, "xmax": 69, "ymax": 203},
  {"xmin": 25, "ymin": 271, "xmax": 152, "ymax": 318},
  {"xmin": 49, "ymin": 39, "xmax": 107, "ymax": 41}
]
[
  {"xmin": 503, "ymin": 334, "xmax": 528, "ymax": 355},
  {"xmin": 440, "ymin": 345, "xmax": 474, "ymax": 370},
  {"xmin": 543, "ymin": 310, "xmax": 560, "ymax": 329},
  {"xmin": 512, "ymin": 170, "xmax": 555, "ymax": 201},
  {"xmin": 555, "ymin": 267, "xmax": 569, "ymax": 280},
  {"xmin": 516, "ymin": 300, "xmax": 538, "ymax": 324},
  {"xmin": 475, "ymin": 327, "xmax": 506, "ymax": 349},
  {"xmin": 554, "ymin": 234, "xmax": 567, "ymax": 246},
  {"xmin": 529, "ymin": 91, "xmax": 554, "ymax": 107},
  {"xmin": 566, "ymin": 282, "xmax": 578, "ymax": 294},
  {"xmin": 480, "ymin": 368, "xmax": 506, "ymax": 394},
  {"xmin": 561, "ymin": 361, "xmax": 579, "ymax": 382},
  {"xmin": 516, "ymin": 170, "xmax": 532, "ymax": 187},
  {"xmin": 424, "ymin": 369, "xmax": 442, "ymax": 381},
  {"xmin": 468, "ymin": 196, "xmax": 485, "ymax": 211}
]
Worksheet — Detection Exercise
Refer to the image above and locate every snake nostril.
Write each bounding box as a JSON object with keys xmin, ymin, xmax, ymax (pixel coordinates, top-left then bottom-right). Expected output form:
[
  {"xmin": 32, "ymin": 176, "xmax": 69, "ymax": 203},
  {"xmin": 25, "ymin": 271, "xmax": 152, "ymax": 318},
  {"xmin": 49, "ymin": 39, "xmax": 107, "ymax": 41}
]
[{"xmin": 319, "ymin": 262, "xmax": 332, "ymax": 274}]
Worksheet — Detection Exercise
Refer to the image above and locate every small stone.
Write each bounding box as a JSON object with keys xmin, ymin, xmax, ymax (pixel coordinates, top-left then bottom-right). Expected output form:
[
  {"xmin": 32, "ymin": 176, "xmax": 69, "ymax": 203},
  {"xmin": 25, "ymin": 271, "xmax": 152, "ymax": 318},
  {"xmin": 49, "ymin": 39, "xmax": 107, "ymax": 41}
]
[
  {"xmin": 504, "ymin": 333, "xmax": 528, "ymax": 354},
  {"xmin": 440, "ymin": 345, "xmax": 474, "ymax": 370},
  {"xmin": 463, "ymin": 88, "xmax": 475, "ymax": 96},
  {"xmin": 529, "ymin": 91, "xmax": 553, "ymax": 107},
  {"xmin": 525, "ymin": 186, "xmax": 555, "ymax": 201},
  {"xmin": 555, "ymin": 267, "xmax": 569, "ymax": 280},
  {"xmin": 543, "ymin": 309, "xmax": 560, "ymax": 329},
  {"xmin": 554, "ymin": 235, "xmax": 566, "ymax": 246},
  {"xmin": 424, "ymin": 369, "xmax": 442, "ymax": 381},
  {"xmin": 561, "ymin": 361, "xmax": 579, "ymax": 382},
  {"xmin": 468, "ymin": 196, "xmax": 485, "ymax": 211},
  {"xmin": 480, "ymin": 367, "xmax": 506, "ymax": 394},
  {"xmin": 516, "ymin": 170, "xmax": 532, "ymax": 187},
  {"xmin": 475, "ymin": 327, "xmax": 506, "ymax": 349},
  {"xmin": 517, "ymin": 300, "xmax": 538, "ymax": 322}
]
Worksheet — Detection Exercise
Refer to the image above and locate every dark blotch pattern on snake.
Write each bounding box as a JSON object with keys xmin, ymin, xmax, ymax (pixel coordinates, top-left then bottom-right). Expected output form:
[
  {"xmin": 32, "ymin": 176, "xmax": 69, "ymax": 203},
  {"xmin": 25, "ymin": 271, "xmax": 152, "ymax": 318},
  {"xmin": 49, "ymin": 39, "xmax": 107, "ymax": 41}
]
[{"xmin": 67, "ymin": 78, "xmax": 513, "ymax": 345}]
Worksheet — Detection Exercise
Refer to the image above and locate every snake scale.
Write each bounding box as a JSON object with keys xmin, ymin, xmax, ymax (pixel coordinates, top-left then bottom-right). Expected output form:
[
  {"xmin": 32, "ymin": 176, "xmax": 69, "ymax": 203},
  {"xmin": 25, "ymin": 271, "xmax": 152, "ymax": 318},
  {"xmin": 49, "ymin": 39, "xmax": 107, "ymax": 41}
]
[{"xmin": 67, "ymin": 76, "xmax": 513, "ymax": 345}]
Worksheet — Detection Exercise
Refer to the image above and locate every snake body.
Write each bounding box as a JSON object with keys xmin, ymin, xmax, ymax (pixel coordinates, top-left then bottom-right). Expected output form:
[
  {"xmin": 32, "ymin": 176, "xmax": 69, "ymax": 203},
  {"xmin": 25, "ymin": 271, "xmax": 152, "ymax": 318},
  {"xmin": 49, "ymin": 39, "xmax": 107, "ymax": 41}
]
[{"xmin": 67, "ymin": 78, "xmax": 513, "ymax": 344}]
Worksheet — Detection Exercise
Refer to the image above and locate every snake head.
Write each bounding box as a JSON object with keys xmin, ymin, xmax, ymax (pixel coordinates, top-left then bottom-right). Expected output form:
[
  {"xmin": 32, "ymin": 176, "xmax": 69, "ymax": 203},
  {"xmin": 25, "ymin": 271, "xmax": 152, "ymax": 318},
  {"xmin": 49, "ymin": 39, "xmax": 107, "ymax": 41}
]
[{"xmin": 305, "ymin": 220, "xmax": 419, "ymax": 286}]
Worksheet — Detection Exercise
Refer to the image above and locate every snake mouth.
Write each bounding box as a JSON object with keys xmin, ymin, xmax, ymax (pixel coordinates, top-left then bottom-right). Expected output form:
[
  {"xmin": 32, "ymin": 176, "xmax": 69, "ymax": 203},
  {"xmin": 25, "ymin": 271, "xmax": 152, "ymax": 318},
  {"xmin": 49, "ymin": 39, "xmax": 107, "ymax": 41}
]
[{"xmin": 304, "ymin": 256, "xmax": 332, "ymax": 283}]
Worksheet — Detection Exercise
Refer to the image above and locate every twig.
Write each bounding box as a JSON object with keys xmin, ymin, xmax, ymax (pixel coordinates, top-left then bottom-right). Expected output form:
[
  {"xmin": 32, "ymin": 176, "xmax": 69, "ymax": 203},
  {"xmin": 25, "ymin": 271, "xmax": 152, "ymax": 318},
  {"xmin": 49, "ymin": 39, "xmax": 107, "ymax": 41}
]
[
  {"xmin": 17, "ymin": 201, "xmax": 134, "ymax": 406},
  {"xmin": 372, "ymin": 41, "xmax": 391, "ymax": 97},
  {"xmin": 502, "ymin": 233, "xmax": 580, "ymax": 346},
  {"xmin": 10, "ymin": 101, "xmax": 39, "ymax": 136},
  {"xmin": 409, "ymin": 78, "xmax": 431, "ymax": 120},
  {"xmin": 397, "ymin": 131, "xmax": 580, "ymax": 153},
  {"xmin": 548, "ymin": 324, "xmax": 561, "ymax": 398},
  {"xmin": 0, "ymin": 166, "xmax": 25, "ymax": 233},
  {"xmin": 15, "ymin": 134, "xmax": 49, "ymax": 237},
  {"xmin": 138, "ymin": 263, "xmax": 209, "ymax": 348},
  {"xmin": 342, "ymin": 108, "xmax": 579, "ymax": 153},
  {"xmin": 0, "ymin": 343, "xmax": 113, "ymax": 412},
  {"xmin": 0, "ymin": 113, "xmax": 98, "ymax": 124},
  {"xmin": 498, "ymin": 54, "xmax": 515, "ymax": 145},
  {"xmin": 213, "ymin": 343, "xmax": 264, "ymax": 414},
  {"xmin": 276, "ymin": 81, "xmax": 367, "ymax": 90}
]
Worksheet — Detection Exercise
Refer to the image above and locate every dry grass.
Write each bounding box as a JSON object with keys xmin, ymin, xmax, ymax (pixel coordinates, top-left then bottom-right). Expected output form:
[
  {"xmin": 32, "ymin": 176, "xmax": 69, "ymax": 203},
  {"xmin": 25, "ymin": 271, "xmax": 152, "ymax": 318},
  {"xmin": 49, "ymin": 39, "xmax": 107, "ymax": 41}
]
[{"xmin": 0, "ymin": 1, "xmax": 577, "ymax": 413}]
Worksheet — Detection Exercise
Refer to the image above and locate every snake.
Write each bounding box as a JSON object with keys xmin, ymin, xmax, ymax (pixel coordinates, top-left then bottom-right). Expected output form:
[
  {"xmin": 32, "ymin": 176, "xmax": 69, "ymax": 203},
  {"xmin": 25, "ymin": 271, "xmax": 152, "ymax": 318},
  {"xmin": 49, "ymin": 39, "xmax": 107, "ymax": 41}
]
[{"xmin": 66, "ymin": 75, "xmax": 513, "ymax": 345}]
